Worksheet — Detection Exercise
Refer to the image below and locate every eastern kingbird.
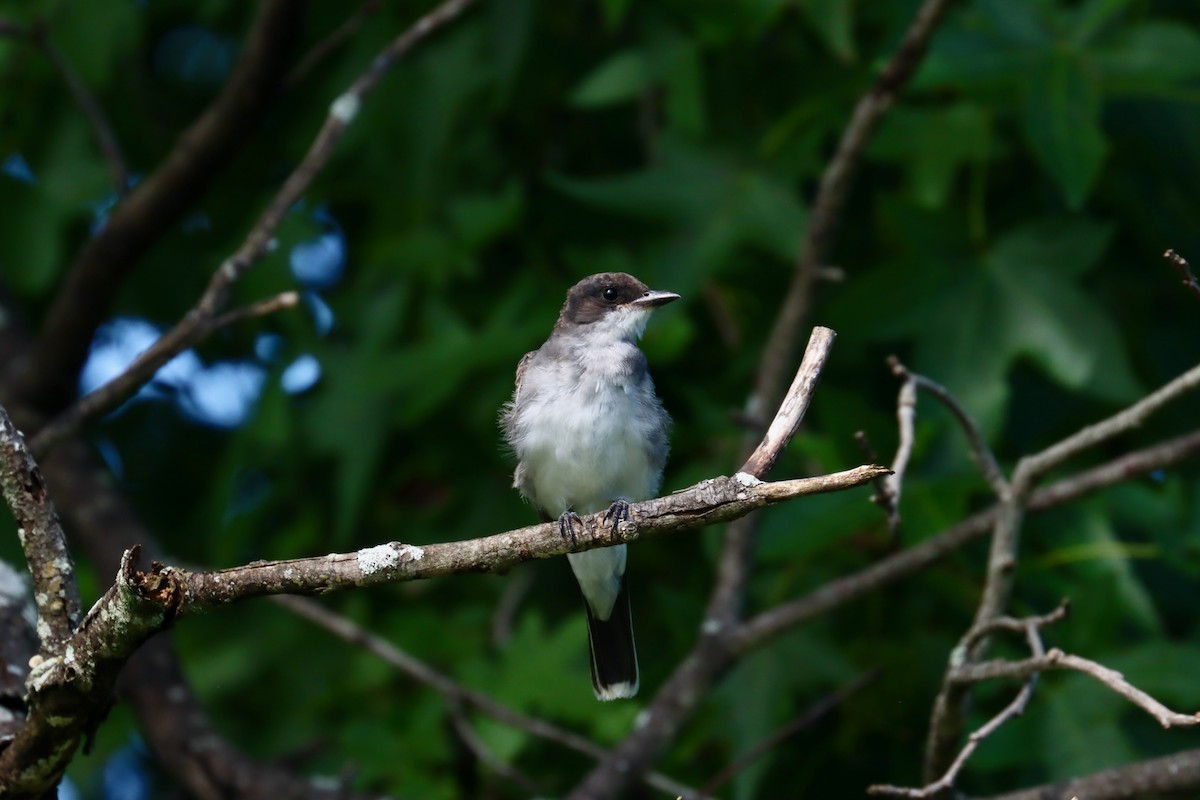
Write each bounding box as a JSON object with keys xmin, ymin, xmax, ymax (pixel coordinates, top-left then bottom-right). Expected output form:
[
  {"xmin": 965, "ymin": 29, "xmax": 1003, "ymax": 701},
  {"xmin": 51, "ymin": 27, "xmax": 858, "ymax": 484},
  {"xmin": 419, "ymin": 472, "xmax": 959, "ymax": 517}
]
[{"xmin": 502, "ymin": 273, "xmax": 679, "ymax": 700}]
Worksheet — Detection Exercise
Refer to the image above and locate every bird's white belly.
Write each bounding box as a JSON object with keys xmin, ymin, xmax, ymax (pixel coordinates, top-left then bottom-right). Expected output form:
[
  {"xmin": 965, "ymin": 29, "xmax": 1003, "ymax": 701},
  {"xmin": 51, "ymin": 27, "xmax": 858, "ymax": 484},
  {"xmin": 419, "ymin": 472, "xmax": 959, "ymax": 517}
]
[{"xmin": 519, "ymin": 381, "xmax": 657, "ymax": 516}]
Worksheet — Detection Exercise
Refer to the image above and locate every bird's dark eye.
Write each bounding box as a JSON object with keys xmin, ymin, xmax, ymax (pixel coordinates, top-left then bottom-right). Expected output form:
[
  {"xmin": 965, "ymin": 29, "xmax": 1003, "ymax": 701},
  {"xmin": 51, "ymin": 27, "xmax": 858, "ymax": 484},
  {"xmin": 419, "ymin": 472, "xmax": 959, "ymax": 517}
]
[{"xmin": 602, "ymin": 287, "xmax": 619, "ymax": 303}]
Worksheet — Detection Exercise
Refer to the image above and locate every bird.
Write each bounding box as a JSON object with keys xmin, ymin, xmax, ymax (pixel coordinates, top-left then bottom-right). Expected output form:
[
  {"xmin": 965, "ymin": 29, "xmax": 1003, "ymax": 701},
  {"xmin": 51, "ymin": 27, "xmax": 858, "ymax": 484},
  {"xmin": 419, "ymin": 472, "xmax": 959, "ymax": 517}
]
[{"xmin": 501, "ymin": 272, "xmax": 679, "ymax": 700}]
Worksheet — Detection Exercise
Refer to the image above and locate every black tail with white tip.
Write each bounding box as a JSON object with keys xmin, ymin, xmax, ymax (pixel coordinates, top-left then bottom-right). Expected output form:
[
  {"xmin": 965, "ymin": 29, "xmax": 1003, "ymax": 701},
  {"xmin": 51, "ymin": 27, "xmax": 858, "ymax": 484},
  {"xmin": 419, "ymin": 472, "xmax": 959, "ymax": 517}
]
[{"xmin": 583, "ymin": 577, "xmax": 639, "ymax": 701}]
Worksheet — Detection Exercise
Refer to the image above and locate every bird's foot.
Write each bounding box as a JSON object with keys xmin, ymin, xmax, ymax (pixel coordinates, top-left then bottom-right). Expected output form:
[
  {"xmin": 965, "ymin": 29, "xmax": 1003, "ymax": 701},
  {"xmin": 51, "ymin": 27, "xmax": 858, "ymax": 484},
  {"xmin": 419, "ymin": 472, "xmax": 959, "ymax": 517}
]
[
  {"xmin": 558, "ymin": 511, "xmax": 583, "ymax": 545},
  {"xmin": 603, "ymin": 499, "xmax": 632, "ymax": 534}
]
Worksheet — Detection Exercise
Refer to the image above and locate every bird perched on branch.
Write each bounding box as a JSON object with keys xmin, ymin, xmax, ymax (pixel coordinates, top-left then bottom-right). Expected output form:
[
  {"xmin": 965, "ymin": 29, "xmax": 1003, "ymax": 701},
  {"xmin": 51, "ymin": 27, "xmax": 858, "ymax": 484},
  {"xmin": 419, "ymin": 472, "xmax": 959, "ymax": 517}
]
[{"xmin": 502, "ymin": 272, "xmax": 679, "ymax": 700}]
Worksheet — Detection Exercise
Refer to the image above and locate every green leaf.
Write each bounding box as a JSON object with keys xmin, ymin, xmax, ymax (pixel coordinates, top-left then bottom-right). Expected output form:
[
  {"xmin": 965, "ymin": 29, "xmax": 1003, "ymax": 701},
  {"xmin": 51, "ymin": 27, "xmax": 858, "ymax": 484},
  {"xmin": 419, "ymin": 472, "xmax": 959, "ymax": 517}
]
[
  {"xmin": 978, "ymin": 0, "xmax": 1056, "ymax": 46},
  {"xmin": 1070, "ymin": 0, "xmax": 1134, "ymax": 45},
  {"xmin": 985, "ymin": 220, "xmax": 1140, "ymax": 404},
  {"xmin": 796, "ymin": 0, "xmax": 856, "ymax": 61},
  {"xmin": 570, "ymin": 49, "xmax": 652, "ymax": 108},
  {"xmin": 716, "ymin": 631, "xmax": 855, "ymax": 799},
  {"xmin": 1042, "ymin": 685, "xmax": 1137, "ymax": 779},
  {"xmin": 1022, "ymin": 56, "xmax": 1109, "ymax": 209},
  {"xmin": 870, "ymin": 104, "xmax": 993, "ymax": 208},
  {"xmin": 600, "ymin": 0, "xmax": 635, "ymax": 28},
  {"xmin": 549, "ymin": 138, "xmax": 804, "ymax": 285},
  {"xmin": 1096, "ymin": 22, "xmax": 1200, "ymax": 93},
  {"xmin": 851, "ymin": 219, "xmax": 1138, "ymax": 431},
  {"xmin": 1048, "ymin": 508, "xmax": 1163, "ymax": 634}
]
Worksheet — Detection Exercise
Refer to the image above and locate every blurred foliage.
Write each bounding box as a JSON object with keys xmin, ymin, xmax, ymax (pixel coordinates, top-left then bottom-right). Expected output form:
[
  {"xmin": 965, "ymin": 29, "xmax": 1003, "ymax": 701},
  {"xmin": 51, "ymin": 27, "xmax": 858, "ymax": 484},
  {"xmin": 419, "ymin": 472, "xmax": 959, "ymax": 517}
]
[{"xmin": 2, "ymin": 0, "xmax": 1200, "ymax": 797}]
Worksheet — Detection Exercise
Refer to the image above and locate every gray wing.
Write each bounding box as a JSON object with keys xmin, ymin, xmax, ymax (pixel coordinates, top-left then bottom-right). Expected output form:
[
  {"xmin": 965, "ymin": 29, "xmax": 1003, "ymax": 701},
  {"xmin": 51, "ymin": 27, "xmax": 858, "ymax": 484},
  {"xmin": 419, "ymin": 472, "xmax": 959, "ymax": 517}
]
[{"xmin": 512, "ymin": 350, "xmax": 536, "ymax": 399}]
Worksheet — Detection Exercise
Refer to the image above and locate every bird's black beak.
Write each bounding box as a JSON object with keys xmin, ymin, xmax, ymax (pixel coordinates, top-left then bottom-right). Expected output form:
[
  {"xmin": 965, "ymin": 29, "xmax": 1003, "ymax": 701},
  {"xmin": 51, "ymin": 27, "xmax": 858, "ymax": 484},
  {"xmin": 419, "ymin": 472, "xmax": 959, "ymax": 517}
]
[{"xmin": 633, "ymin": 290, "xmax": 680, "ymax": 309}]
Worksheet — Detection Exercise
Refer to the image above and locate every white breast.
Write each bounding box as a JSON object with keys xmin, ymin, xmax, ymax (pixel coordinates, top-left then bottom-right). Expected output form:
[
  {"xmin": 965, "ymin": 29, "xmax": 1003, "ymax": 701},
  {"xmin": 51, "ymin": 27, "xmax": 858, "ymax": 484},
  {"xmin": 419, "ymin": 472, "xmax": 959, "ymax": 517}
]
[{"xmin": 507, "ymin": 339, "xmax": 666, "ymax": 517}]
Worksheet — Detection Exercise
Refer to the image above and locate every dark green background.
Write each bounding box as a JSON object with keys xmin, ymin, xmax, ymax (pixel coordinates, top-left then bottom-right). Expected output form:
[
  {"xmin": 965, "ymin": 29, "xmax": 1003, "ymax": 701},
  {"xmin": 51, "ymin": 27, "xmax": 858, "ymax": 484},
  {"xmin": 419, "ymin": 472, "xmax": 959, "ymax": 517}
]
[{"xmin": 2, "ymin": 0, "xmax": 1200, "ymax": 797}]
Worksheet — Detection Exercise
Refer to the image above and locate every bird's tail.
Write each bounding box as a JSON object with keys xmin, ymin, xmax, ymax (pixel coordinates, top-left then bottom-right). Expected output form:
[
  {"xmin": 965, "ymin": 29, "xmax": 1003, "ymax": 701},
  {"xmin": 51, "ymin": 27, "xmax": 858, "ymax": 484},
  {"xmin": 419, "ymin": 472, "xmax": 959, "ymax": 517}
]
[{"xmin": 583, "ymin": 578, "xmax": 639, "ymax": 701}]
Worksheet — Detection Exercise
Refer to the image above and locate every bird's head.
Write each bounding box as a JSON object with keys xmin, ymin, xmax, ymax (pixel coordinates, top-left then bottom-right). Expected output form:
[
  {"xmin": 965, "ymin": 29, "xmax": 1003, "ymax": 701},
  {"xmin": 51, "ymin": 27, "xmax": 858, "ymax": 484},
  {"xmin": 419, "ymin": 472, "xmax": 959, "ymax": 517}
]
[{"xmin": 555, "ymin": 273, "xmax": 680, "ymax": 342}]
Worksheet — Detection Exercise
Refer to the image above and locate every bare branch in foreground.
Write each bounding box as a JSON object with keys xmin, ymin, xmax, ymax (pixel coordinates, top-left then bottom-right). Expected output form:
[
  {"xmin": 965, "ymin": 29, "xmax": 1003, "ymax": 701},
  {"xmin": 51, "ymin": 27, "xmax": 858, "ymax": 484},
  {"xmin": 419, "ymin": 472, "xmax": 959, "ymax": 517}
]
[
  {"xmin": 855, "ymin": 430, "xmax": 899, "ymax": 535},
  {"xmin": 952, "ymin": 650, "xmax": 1200, "ymax": 729},
  {"xmin": 884, "ymin": 377, "xmax": 916, "ymax": 531},
  {"xmin": 1017, "ymin": 360, "xmax": 1200, "ymax": 486},
  {"xmin": 0, "ymin": 547, "xmax": 179, "ymax": 797},
  {"xmin": 276, "ymin": 595, "xmax": 701, "ymax": 799},
  {"xmin": 888, "ymin": 356, "xmax": 1009, "ymax": 499},
  {"xmin": 740, "ymin": 326, "xmax": 836, "ymax": 478},
  {"xmin": 926, "ymin": 358, "xmax": 1200, "ymax": 780},
  {"xmin": 731, "ymin": 427, "xmax": 1200, "ymax": 654},
  {"xmin": 0, "ymin": 404, "xmax": 79, "ymax": 654},
  {"xmin": 1164, "ymin": 248, "xmax": 1200, "ymax": 300},
  {"xmin": 872, "ymin": 606, "xmax": 1064, "ymax": 798},
  {"xmin": 179, "ymin": 466, "xmax": 885, "ymax": 611},
  {"xmin": 981, "ymin": 747, "xmax": 1200, "ymax": 800}
]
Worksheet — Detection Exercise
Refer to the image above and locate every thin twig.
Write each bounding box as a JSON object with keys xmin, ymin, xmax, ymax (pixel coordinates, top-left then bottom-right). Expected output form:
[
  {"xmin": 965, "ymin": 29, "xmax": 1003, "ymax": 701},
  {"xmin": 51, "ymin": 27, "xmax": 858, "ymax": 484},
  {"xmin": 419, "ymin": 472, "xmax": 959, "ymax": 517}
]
[
  {"xmin": 889, "ymin": 357, "xmax": 1009, "ymax": 498},
  {"xmin": 740, "ymin": 327, "xmax": 837, "ymax": 478},
  {"xmin": 275, "ymin": 595, "xmax": 700, "ymax": 799},
  {"xmin": 753, "ymin": 0, "xmax": 955, "ymax": 415},
  {"xmin": 37, "ymin": 36, "xmax": 129, "ymax": 194},
  {"xmin": 961, "ymin": 600, "xmax": 1069, "ymax": 654},
  {"xmin": 855, "ymin": 431, "xmax": 898, "ymax": 535},
  {"xmin": 884, "ymin": 377, "xmax": 917, "ymax": 530},
  {"xmin": 28, "ymin": 0, "xmax": 477, "ymax": 457},
  {"xmin": 1018, "ymin": 360, "xmax": 1200, "ymax": 484},
  {"xmin": 951, "ymin": 649, "xmax": 1200, "ymax": 729},
  {"xmin": 926, "ymin": 358, "xmax": 1200, "ymax": 780},
  {"xmin": 446, "ymin": 701, "xmax": 542, "ymax": 795},
  {"xmin": 1163, "ymin": 249, "xmax": 1200, "ymax": 300},
  {"xmin": 731, "ymin": 428, "xmax": 1200, "ymax": 653},
  {"xmin": 30, "ymin": 291, "xmax": 300, "ymax": 453},
  {"xmin": 204, "ymin": 290, "xmax": 300, "ymax": 334},
  {"xmin": 872, "ymin": 615, "xmax": 1050, "ymax": 798},
  {"xmin": 701, "ymin": 669, "xmax": 880, "ymax": 796},
  {"xmin": 284, "ymin": 2, "xmax": 381, "ymax": 90}
]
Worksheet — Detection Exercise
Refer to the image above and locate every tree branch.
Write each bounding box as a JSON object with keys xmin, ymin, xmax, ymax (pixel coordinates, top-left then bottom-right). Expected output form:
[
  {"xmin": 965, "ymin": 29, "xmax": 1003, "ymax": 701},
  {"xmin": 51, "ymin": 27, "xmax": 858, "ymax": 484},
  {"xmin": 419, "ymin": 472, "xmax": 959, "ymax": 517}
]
[
  {"xmin": 951, "ymin": 650, "xmax": 1200, "ymax": 729},
  {"xmin": 34, "ymin": 32, "xmax": 130, "ymax": 194},
  {"xmin": 284, "ymin": 1, "xmax": 382, "ymax": 90},
  {"xmin": 28, "ymin": 0, "xmax": 477, "ymax": 455},
  {"xmin": 872, "ymin": 606, "xmax": 1065, "ymax": 798},
  {"xmin": 980, "ymin": 747, "xmax": 1200, "ymax": 800},
  {"xmin": 702, "ymin": 669, "xmax": 880, "ymax": 797},
  {"xmin": 176, "ymin": 466, "xmax": 884, "ymax": 610},
  {"xmin": 924, "ymin": 358, "xmax": 1200, "ymax": 780},
  {"xmin": 753, "ymin": 0, "xmax": 955, "ymax": 414},
  {"xmin": 0, "ymin": 404, "xmax": 79, "ymax": 654},
  {"xmin": 731, "ymin": 427, "xmax": 1200, "ymax": 653},
  {"xmin": 276, "ymin": 595, "xmax": 701, "ymax": 799},
  {"xmin": 1163, "ymin": 248, "xmax": 1200, "ymax": 301},
  {"xmin": 888, "ymin": 356, "xmax": 1009, "ymax": 499},
  {"xmin": 29, "ymin": 290, "xmax": 300, "ymax": 455},
  {"xmin": 0, "ymin": 547, "xmax": 179, "ymax": 797},
  {"xmin": 9, "ymin": 0, "xmax": 305, "ymax": 413}
]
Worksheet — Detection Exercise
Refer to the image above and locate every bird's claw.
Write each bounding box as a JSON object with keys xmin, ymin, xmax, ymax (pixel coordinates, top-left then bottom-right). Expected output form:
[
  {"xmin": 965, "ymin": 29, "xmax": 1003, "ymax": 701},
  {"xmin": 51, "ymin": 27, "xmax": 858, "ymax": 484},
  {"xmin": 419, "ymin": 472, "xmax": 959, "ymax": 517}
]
[
  {"xmin": 603, "ymin": 499, "xmax": 632, "ymax": 534},
  {"xmin": 558, "ymin": 511, "xmax": 583, "ymax": 545}
]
